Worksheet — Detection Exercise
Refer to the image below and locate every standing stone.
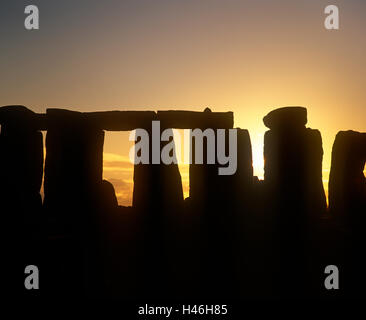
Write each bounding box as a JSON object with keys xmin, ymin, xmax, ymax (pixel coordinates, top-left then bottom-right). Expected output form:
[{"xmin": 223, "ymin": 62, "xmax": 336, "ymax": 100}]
[
  {"xmin": 263, "ymin": 106, "xmax": 307, "ymax": 130},
  {"xmin": 263, "ymin": 106, "xmax": 327, "ymax": 296},
  {"xmin": 187, "ymin": 108, "xmax": 254, "ymax": 298},
  {"xmin": 131, "ymin": 121, "xmax": 184, "ymax": 298},
  {"xmin": 188, "ymin": 108, "xmax": 240, "ymax": 206},
  {"xmin": 329, "ymin": 130, "xmax": 366, "ymax": 228},
  {"xmin": 132, "ymin": 128, "xmax": 184, "ymax": 211},
  {"xmin": 0, "ymin": 105, "xmax": 43, "ymax": 296},
  {"xmin": 328, "ymin": 130, "xmax": 366, "ymax": 297},
  {"xmin": 43, "ymin": 108, "xmax": 105, "ymax": 296},
  {"xmin": 263, "ymin": 107, "xmax": 326, "ymax": 219},
  {"xmin": 189, "ymin": 127, "xmax": 253, "ymax": 208},
  {"xmin": 235, "ymin": 128, "xmax": 254, "ymax": 198}
]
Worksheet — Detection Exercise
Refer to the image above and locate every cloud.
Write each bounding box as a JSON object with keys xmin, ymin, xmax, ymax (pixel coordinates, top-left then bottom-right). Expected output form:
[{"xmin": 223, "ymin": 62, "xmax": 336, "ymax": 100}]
[
  {"xmin": 105, "ymin": 177, "xmax": 133, "ymax": 207},
  {"xmin": 103, "ymin": 153, "xmax": 131, "ymax": 162},
  {"xmin": 103, "ymin": 153, "xmax": 134, "ymax": 206},
  {"xmin": 103, "ymin": 152, "xmax": 190, "ymax": 205}
]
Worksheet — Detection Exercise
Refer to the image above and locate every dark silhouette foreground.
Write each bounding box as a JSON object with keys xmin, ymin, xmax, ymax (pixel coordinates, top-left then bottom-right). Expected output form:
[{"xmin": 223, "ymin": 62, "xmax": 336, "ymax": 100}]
[{"xmin": 0, "ymin": 105, "xmax": 365, "ymax": 299}]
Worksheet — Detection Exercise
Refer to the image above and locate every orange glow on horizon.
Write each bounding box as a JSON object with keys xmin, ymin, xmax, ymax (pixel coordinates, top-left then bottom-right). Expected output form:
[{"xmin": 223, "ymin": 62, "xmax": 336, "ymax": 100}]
[{"xmin": 2, "ymin": 1, "xmax": 365, "ymax": 206}]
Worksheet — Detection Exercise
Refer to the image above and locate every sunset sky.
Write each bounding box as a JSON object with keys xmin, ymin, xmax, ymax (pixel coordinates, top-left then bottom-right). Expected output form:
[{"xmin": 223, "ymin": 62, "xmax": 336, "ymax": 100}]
[{"xmin": 1, "ymin": 0, "xmax": 365, "ymax": 205}]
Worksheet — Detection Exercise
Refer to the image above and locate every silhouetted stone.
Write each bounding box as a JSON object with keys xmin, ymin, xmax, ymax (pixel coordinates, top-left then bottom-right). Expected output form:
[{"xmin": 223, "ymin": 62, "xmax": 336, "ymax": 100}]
[
  {"xmin": 2, "ymin": 108, "xmax": 234, "ymax": 131},
  {"xmin": 263, "ymin": 106, "xmax": 307, "ymax": 130},
  {"xmin": 132, "ymin": 126, "xmax": 184, "ymax": 211},
  {"xmin": 0, "ymin": 105, "xmax": 44, "ymax": 296},
  {"xmin": 131, "ymin": 126, "xmax": 184, "ymax": 298},
  {"xmin": 0, "ymin": 105, "xmax": 36, "ymax": 129},
  {"xmin": 189, "ymin": 127, "xmax": 253, "ymax": 205},
  {"xmin": 46, "ymin": 109, "xmax": 157, "ymax": 131},
  {"xmin": 306, "ymin": 129, "xmax": 328, "ymax": 215},
  {"xmin": 157, "ymin": 110, "xmax": 234, "ymax": 129},
  {"xmin": 43, "ymin": 108, "xmax": 105, "ymax": 296},
  {"xmin": 236, "ymin": 128, "xmax": 254, "ymax": 191},
  {"xmin": 100, "ymin": 179, "xmax": 119, "ymax": 209},
  {"xmin": 44, "ymin": 109, "xmax": 104, "ymax": 216},
  {"xmin": 188, "ymin": 108, "xmax": 235, "ymax": 204},
  {"xmin": 87, "ymin": 111, "xmax": 156, "ymax": 131},
  {"xmin": 263, "ymin": 106, "xmax": 326, "ymax": 297},
  {"xmin": 328, "ymin": 130, "xmax": 366, "ymax": 297},
  {"xmin": 187, "ymin": 123, "xmax": 254, "ymax": 298},
  {"xmin": 329, "ymin": 130, "xmax": 366, "ymax": 228},
  {"xmin": 0, "ymin": 105, "xmax": 47, "ymax": 132},
  {"xmin": 263, "ymin": 110, "xmax": 326, "ymax": 218},
  {"xmin": 5, "ymin": 104, "xmax": 364, "ymax": 300}
]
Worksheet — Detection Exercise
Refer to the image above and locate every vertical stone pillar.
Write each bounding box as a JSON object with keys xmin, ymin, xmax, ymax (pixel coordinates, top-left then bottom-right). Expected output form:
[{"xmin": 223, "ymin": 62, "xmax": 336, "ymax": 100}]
[
  {"xmin": 0, "ymin": 105, "xmax": 43, "ymax": 296},
  {"xmin": 189, "ymin": 127, "xmax": 253, "ymax": 207},
  {"xmin": 187, "ymin": 109, "xmax": 253, "ymax": 298},
  {"xmin": 43, "ymin": 109, "xmax": 105, "ymax": 296},
  {"xmin": 329, "ymin": 130, "xmax": 366, "ymax": 227},
  {"xmin": 328, "ymin": 130, "xmax": 366, "ymax": 297},
  {"xmin": 263, "ymin": 106, "xmax": 327, "ymax": 296},
  {"xmin": 263, "ymin": 107, "xmax": 326, "ymax": 218},
  {"xmin": 132, "ymin": 126, "xmax": 183, "ymax": 212},
  {"xmin": 131, "ymin": 119, "xmax": 184, "ymax": 298}
]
